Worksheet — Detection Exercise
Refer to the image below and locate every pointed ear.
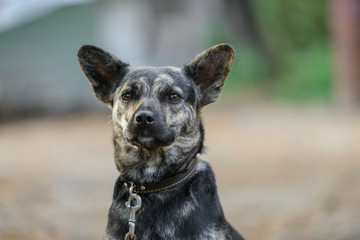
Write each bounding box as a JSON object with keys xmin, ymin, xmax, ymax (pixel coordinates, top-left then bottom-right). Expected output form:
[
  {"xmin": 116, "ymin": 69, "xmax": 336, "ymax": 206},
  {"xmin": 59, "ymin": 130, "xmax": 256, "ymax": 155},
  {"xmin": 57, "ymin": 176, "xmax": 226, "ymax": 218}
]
[
  {"xmin": 183, "ymin": 44, "xmax": 235, "ymax": 106},
  {"xmin": 77, "ymin": 45, "xmax": 129, "ymax": 106}
]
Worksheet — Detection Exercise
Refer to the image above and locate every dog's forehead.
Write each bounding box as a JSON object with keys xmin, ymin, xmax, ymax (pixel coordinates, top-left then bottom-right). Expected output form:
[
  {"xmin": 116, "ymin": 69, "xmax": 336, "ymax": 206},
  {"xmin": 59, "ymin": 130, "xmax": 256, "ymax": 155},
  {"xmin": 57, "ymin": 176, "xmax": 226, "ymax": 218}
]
[{"xmin": 123, "ymin": 66, "xmax": 191, "ymax": 88}]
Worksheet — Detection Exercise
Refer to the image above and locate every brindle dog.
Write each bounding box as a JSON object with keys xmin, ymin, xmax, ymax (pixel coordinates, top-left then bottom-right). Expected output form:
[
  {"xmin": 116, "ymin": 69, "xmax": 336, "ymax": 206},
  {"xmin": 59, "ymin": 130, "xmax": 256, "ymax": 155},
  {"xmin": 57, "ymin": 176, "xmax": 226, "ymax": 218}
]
[{"xmin": 77, "ymin": 44, "xmax": 244, "ymax": 240}]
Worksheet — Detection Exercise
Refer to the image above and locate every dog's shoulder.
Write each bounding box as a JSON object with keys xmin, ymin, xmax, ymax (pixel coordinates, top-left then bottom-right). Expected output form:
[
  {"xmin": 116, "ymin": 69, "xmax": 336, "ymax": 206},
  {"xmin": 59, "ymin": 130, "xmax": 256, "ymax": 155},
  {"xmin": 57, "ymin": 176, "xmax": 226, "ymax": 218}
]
[
  {"xmin": 189, "ymin": 159, "xmax": 222, "ymax": 207},
  {"xmin": 193, "ymin": 159, "xmax": 217, "ymax": 187}
]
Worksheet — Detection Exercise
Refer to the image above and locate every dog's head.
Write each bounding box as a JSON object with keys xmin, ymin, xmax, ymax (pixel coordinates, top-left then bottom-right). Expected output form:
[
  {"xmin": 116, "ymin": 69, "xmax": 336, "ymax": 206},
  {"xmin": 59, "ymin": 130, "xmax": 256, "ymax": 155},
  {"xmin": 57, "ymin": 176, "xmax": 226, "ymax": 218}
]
[{"xmin": 78, "ymin": 44, "xmax": 234, "ymax": 180}]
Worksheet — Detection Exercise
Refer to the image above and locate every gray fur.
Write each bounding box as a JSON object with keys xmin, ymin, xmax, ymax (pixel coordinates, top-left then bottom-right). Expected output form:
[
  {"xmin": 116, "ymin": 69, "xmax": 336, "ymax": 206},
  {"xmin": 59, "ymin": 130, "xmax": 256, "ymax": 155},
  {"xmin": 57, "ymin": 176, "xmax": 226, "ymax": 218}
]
[{"xmin": 77, "ymin": 44, "xmax": 244, "ymax": 240}]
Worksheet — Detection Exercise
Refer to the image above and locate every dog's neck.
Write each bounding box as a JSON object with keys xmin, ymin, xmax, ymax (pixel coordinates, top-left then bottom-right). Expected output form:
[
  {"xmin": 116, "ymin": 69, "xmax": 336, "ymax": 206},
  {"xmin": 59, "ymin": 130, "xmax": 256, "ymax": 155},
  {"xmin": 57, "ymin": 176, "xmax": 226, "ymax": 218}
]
[
  {"xmin": 113, "ymin": 136, "xmax": 202, "ymax": 184},
  {"xmin": 121, "ymin": 157, "xmax": 199, "ymax": 194}
]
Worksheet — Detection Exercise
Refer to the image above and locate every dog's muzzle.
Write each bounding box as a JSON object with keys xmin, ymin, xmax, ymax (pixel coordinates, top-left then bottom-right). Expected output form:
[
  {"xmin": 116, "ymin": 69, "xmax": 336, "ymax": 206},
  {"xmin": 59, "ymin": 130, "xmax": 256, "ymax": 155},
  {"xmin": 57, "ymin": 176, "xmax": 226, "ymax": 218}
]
[
  {"xmin": 127, "ymin": 110, "xmax": 175, "ymax": 150},
  {"xmin": 135, "ymin": 110, "xmax": 155, "ymax": 127}
]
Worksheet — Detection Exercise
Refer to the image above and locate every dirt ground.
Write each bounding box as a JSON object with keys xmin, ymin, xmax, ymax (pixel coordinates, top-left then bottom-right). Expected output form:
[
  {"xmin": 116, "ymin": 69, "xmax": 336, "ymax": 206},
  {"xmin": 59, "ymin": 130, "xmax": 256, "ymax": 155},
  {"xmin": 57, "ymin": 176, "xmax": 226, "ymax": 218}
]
[{"xmin": 1, "ymin": 99, "xmax": 360, "ymax": 240}]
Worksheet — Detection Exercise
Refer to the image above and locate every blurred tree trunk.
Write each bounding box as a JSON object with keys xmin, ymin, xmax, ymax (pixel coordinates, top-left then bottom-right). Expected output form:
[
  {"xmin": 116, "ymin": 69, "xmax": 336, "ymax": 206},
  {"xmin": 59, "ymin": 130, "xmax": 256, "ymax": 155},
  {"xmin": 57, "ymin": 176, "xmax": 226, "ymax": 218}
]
[
  {"xmin": 224, "ymin": 0, "xmax": 278, "ymax": 81},
  {"xmin": 330, "ymin": 0, "xmax": 360, "ymax": 108}
]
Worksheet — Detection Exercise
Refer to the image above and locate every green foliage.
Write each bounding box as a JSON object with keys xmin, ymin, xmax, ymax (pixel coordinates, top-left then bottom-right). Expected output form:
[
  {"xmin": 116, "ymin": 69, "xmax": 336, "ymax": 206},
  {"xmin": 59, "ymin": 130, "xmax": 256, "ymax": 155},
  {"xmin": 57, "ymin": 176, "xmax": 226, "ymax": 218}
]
[
  {"xmin": 253, "ymin": 0, "xmax": 332, "ymax": 102},
  {"xmin": 254, "ymin": 0, "xmax": 328, "ymax": 50},
  {"xmin": 223, "ymin": 44, "xmax": 267, "ymax": 93},
  {"xmin": 205, "ymin": 0, "xmax": 332, "ymax": 102},
  {"xmin": 273, "ymin": 43, "xmax": 333, "ymax": 102},
  {"xmin": 201, "ymin": 24, "xmax": 267, "ymax": 93}
]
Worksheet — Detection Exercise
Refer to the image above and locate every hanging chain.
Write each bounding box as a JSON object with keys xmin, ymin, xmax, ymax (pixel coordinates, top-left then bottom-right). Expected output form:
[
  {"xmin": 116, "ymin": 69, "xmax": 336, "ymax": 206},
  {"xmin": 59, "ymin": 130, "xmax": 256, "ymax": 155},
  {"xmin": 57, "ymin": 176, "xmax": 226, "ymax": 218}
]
[{"xmin": 124, "ymin": 182, "xmax": 142, "ymax": 240}]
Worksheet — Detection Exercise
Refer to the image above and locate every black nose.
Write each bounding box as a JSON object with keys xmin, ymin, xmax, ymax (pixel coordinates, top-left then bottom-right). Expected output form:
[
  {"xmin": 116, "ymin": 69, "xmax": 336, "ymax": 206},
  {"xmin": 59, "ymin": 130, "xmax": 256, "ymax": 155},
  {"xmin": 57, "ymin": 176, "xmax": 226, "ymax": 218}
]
[{"xmin": 135, "ymin": 111, "xmax": 155, "ymax": 127}]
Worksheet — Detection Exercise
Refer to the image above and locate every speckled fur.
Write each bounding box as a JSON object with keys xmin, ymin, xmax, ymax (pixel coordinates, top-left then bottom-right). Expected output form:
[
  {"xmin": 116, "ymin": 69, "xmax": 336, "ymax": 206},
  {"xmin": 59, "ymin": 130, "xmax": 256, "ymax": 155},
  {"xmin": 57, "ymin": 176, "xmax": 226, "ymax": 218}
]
[{"xmin": 77, "ymin": 44, "xmax": 244, "ymax": 240}]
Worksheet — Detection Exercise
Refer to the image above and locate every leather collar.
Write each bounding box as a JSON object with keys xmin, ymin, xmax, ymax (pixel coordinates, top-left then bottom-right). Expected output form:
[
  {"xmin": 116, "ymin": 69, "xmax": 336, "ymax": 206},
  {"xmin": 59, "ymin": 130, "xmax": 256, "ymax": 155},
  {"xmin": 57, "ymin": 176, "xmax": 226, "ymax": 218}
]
[{"xmin": 123, "ymin": 158, "xmax": 199, "ymax": 194}]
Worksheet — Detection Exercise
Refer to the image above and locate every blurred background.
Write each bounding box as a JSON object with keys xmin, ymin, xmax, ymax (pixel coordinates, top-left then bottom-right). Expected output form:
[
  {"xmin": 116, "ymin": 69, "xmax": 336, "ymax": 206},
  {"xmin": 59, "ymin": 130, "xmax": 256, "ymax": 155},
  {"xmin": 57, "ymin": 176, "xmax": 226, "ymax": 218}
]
[{"xmin": 0, "ymin": 0, "xmax": 360, "ymax": 239}]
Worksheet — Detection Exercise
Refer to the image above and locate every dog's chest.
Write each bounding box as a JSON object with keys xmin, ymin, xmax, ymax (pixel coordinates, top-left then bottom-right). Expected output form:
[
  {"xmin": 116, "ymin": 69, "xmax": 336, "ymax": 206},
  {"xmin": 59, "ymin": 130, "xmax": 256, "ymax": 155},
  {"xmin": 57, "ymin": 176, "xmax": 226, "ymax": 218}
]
[{"xmin": 106, "ymin": 167, "xmax": 230, "ymax": 240}]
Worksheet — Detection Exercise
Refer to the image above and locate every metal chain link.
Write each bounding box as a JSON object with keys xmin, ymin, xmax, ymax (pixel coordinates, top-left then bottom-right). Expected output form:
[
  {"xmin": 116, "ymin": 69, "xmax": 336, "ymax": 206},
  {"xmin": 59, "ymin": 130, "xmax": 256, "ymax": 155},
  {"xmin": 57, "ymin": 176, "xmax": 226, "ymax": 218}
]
[{"xmin": 124, "ymin": 182, "xmax": 142, "ymax": 240}]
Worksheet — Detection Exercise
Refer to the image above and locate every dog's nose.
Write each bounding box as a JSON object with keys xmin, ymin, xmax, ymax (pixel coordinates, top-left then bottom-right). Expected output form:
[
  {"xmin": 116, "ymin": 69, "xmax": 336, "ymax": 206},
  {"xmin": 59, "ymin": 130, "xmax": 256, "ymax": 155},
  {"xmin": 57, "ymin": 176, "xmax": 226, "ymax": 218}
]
[{"xmin": 135, "ymin": 111, "xmax": 155, "ymax": 127}]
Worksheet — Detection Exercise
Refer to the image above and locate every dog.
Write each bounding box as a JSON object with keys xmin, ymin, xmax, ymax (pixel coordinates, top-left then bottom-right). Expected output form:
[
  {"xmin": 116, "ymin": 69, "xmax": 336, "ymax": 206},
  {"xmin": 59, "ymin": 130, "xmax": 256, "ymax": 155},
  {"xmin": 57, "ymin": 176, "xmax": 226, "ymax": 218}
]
[{"xmin": 77, "ymin": 43, "xmax": 244, "ymax": 240}]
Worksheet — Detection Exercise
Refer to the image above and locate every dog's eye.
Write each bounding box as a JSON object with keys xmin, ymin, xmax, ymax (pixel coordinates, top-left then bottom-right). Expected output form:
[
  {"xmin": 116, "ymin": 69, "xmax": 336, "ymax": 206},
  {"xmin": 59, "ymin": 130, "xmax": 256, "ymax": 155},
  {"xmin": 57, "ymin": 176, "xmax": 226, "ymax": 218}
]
[
  {"xmin": 168, "ymin": 93, "xmax": 181, "ymax": 103},
  {"xmin": 121, "ymin": 93, "xmax": 133, "ymax": 102}
]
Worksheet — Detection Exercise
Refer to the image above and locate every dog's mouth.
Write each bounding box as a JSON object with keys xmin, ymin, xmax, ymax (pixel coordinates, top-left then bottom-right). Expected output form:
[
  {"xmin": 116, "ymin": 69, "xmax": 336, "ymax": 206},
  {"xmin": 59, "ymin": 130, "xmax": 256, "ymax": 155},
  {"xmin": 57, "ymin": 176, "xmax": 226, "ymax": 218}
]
[
  {"xmin": 135, "ymin": 136, "xmax": 174, "ymax": 150},
  {"xmin": 125, "ymin": 109, "xmax": 177, "ymax": 150},
  {"xmin": 127, "ymin": 132, "xmax": 175, "ymax": 150}
]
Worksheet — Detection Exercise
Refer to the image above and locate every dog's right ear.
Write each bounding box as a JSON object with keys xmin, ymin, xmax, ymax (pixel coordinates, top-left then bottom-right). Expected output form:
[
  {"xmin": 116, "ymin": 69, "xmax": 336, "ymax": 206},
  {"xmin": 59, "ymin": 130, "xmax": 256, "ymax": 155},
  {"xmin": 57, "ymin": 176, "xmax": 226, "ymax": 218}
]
[
  {"xmin": 77, "ymin": 45, "xmax": 129, "ymax": 106},
  {"xmin": 183, "ymin": 44, "xmax": 235, "ymax": 107}
]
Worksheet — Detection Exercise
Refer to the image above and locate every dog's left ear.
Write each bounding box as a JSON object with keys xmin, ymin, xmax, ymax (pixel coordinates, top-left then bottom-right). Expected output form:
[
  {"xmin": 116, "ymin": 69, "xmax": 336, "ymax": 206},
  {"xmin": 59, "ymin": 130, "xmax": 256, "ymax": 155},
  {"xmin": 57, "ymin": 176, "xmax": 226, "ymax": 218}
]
[
  {"xmin": 183, "ymin": 44, "xmax": 235, "ymax": 106},
  {"xmin": 77, "ymin": 45, "xmax": 130, "ymax": 107}
]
